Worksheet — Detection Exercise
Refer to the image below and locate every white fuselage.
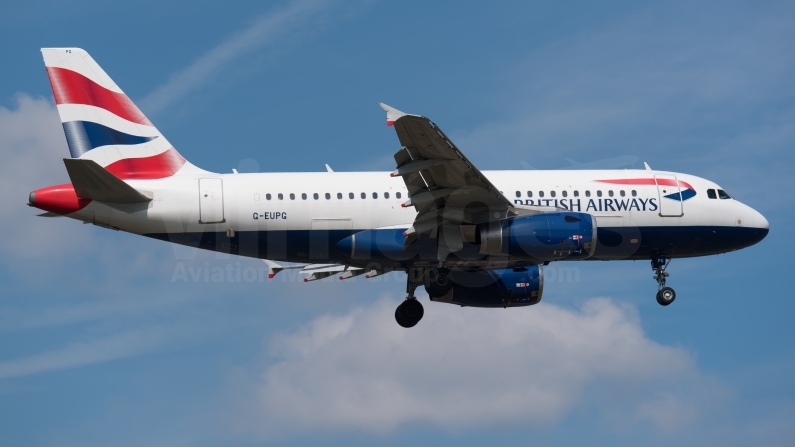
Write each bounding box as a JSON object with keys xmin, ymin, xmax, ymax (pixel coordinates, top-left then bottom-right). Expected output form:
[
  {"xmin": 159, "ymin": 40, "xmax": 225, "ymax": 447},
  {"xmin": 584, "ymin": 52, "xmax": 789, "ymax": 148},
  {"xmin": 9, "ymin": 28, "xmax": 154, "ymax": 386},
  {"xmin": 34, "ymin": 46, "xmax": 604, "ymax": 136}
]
[{"xmin": 59, "ymin": 168, "xmax": 768, "ymax": 265}]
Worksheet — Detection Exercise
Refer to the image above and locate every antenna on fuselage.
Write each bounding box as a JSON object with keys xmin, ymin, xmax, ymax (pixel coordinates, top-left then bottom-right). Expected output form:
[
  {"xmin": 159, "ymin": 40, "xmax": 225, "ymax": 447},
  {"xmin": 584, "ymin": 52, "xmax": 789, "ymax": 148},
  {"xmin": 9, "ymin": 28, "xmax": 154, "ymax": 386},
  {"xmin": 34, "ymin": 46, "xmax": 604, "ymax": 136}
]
[{"xmin": 644, "ymin": 162, "xmax": 652, "ymax": 171}]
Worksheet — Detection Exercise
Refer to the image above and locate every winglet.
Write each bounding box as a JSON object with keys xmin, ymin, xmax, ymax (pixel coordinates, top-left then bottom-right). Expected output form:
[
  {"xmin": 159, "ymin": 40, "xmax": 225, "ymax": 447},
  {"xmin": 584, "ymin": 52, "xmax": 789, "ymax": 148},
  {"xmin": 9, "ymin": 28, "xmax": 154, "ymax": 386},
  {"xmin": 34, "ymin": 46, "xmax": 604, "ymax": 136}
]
[{"xmin": 379, "ymin": 103, "xmax": 407, "ymax": 126}]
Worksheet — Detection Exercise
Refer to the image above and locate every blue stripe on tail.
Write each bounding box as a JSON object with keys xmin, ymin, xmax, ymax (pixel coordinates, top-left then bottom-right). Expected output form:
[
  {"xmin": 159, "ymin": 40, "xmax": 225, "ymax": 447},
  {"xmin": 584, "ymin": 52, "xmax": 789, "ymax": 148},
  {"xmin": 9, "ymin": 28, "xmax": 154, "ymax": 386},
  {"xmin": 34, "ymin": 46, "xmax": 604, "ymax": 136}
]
[{"xmin": 62, "ymin": 121, "xmax": 157, "ymax": 158}]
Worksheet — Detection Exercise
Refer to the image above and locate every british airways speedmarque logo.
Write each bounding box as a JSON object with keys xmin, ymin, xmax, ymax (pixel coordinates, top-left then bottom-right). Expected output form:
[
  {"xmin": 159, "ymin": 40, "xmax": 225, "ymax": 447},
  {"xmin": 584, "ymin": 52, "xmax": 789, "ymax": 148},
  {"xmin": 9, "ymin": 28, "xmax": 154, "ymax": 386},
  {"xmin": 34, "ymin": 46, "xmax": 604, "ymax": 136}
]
[{"xmin": 596, "ymin": 178, "xmax": 697, "ymax": 202}]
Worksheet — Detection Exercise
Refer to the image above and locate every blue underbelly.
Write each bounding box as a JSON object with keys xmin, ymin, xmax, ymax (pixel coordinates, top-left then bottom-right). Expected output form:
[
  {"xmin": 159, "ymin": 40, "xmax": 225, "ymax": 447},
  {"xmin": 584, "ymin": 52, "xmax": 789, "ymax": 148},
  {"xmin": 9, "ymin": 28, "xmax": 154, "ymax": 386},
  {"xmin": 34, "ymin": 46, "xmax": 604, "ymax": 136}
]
[{"xmin": 144, "ymin": 225, "xmax": 768, "ymax": 264}]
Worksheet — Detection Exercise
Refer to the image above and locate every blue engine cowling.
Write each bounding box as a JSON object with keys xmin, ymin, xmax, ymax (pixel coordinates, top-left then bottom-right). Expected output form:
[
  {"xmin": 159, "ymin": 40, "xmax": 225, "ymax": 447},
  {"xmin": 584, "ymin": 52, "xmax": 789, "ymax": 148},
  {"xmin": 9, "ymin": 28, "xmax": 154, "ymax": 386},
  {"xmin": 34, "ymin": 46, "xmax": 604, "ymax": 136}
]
[
  {"xmin": 335, "ymin": 228, "xmax": 438, "ymax": 264},
  {"xmin": 426, "ymin": 266, "xmax": 544, "ymax": 308},
  {"xmin": 479, "ymin": 212, "xmax": 596, "ymax": 261}
]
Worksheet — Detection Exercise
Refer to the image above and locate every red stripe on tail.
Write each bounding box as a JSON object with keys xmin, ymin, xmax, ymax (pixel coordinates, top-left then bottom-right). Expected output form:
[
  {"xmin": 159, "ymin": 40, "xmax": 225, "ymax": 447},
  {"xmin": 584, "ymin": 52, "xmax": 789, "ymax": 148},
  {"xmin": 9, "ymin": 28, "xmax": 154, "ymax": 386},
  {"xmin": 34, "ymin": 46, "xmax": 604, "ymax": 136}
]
[
  {"xmin": 46, "ymin": 67, "xmax": 152, "ymax": 126},
  {"xmin": 104, "ymin": 148, "xmax": 186, "ymax": 180}
]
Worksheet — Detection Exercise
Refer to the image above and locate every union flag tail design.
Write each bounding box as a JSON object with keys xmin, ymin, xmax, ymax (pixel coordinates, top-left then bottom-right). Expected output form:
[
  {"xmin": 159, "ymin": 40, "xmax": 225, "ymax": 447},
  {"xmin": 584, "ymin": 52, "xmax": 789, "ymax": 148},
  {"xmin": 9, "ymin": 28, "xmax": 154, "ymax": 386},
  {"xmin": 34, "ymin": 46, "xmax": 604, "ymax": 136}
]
[{"xmin": 41, "ymin": 48, "xmax": 203, "ymax": 180}]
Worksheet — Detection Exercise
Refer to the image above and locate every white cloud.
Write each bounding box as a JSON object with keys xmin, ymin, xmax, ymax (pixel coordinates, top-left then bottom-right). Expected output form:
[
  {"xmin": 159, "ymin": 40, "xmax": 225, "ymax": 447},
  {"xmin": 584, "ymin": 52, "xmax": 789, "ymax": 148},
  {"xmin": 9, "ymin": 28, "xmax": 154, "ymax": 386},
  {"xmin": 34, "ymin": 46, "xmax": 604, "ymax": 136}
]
[
  {"xmin": 230, "ymin": 297, "xmax": 725, "ymax": 437},
  {"xmin": 0, "ymin": 327, "xmax": 168, "ymax": 380},
  {"xmin": 0, "ymin": 94, "xmax": 92, "ymax": 260},
  {"xmin": 140, "ymin": 0, "xmax": 332, "ymax": 113}
]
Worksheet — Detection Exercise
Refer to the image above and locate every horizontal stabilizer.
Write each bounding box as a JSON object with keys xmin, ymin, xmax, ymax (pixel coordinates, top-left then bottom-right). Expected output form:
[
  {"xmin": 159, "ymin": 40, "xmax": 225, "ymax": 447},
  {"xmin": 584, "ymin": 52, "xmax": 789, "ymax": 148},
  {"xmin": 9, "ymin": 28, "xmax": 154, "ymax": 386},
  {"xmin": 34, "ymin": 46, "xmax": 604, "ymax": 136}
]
[{"xmin": 63, "ymin": 159, "xmax": 151, "ymax": 204}]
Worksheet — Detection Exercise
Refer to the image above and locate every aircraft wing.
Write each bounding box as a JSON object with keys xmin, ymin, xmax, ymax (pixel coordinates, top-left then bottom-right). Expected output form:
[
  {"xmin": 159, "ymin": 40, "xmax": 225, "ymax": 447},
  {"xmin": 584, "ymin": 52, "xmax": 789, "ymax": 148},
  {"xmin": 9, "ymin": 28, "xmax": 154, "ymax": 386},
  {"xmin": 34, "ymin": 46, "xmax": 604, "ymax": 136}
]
[
  {"xmin": 380, "ymin": 103, "xmax": 526, "ymax": 254},
  {"xmin": 262, "ymin": 260, "xmax": 366, "ymax": 281}
]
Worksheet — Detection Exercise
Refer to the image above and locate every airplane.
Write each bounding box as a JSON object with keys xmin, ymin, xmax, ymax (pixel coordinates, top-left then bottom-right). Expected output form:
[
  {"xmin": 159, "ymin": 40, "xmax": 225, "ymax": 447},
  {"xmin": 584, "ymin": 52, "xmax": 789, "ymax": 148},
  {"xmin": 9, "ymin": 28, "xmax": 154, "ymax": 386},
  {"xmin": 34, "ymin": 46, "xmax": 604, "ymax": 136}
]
[{"xmin": 28, "ymin": 48, "xmax": 769, "ymax": 328}]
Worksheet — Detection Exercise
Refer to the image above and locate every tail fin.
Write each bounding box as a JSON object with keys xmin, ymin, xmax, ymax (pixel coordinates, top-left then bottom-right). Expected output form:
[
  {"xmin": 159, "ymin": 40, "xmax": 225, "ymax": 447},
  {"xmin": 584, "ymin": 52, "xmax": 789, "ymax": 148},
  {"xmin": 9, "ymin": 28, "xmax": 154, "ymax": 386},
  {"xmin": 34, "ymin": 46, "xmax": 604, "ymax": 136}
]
[{"xmin": 41, "ymin": 48, "xmax": 204, "ymax": 179}]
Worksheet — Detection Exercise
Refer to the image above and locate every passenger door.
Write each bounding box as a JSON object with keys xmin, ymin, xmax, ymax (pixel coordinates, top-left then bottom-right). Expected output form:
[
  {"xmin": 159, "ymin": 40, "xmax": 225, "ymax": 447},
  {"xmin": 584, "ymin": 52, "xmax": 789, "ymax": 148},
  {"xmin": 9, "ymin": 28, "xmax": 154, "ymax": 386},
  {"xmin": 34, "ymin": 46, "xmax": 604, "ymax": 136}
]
[{"xmin": 654, "ymin": 174, "xmax": 683, "ymax": 217}]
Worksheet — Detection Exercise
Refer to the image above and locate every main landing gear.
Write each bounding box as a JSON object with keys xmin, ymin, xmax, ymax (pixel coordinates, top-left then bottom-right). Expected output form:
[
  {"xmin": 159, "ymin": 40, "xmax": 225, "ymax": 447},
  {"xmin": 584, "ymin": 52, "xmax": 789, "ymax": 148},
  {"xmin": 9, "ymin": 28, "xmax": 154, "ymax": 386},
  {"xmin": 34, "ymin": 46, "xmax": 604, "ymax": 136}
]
[
  {"xmin": 652, "ymin": 255, "xmax": 676, "ymax": 306},
  {"xmin": 395, "ymin": 269, "xmax": 426, "ymax": 328}
]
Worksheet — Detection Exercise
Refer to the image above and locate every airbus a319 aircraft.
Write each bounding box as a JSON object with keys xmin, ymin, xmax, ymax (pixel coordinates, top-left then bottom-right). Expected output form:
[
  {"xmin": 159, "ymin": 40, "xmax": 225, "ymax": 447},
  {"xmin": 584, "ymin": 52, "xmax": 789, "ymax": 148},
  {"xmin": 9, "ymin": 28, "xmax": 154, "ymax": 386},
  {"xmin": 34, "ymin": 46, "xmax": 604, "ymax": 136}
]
[{"xmin": 29, "ymin": 48, "xmax": 769, "ymax": 328}]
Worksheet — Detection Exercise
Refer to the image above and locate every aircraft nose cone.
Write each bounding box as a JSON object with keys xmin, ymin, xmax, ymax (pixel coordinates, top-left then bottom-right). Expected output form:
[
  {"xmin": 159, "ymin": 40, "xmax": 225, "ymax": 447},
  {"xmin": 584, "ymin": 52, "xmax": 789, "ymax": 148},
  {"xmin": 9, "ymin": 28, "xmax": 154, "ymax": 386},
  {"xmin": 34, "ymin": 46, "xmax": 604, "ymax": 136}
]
[
  {"xmin": 754, "ymin": 209, "xmax": 769, "ymax": 230},
  {"xmin": 743, "ymin": 208, "xmax": 769, "ymax": 247}
]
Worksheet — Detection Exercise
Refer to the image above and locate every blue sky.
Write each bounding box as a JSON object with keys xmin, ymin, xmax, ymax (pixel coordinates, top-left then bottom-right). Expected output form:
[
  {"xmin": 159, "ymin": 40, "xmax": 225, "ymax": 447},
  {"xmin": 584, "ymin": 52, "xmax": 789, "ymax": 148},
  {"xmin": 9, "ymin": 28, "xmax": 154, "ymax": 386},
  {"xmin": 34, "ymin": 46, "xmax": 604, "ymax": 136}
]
[{"xmin": 0, "ymin": 0, "xmax": 793, "ymax": 445}]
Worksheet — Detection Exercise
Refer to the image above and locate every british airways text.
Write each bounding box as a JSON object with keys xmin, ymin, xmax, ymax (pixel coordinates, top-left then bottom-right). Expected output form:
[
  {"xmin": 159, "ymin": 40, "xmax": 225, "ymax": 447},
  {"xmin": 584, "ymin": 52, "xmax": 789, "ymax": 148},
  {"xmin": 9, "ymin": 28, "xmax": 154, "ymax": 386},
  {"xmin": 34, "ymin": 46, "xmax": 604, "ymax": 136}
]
[{"xmin": 514, "ymin": 198, "xmax": 659, "ymax": 212}]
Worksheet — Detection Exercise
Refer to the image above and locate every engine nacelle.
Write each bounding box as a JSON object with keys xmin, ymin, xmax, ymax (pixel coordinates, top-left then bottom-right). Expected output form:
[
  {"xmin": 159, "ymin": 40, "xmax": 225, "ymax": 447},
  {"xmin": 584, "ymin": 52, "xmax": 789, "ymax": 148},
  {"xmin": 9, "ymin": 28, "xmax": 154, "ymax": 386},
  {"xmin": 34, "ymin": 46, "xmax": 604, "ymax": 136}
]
[
  {"xmin": 335, "ymin": 228, "xmax": 437, "ymax": 265},
  {"xmin": 479, "ymin": 212, "xmax": 596, "ymax": 262},
  {"xmin": 426, "ymin": 267, "xmax": 544, "ymax": 308}
]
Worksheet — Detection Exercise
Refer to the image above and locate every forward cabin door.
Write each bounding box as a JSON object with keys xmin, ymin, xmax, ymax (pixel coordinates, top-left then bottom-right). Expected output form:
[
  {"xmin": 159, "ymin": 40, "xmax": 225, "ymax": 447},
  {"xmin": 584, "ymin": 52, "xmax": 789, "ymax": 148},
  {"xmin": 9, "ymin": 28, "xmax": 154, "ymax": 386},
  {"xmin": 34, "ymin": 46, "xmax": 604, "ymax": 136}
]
[
  {"xmin": 199, "ymin": 178, "xmax": 225, "ymax": 223},
  {"xmin": 654, "ymin": 174, "xmax": 684, "ymax": 217}
]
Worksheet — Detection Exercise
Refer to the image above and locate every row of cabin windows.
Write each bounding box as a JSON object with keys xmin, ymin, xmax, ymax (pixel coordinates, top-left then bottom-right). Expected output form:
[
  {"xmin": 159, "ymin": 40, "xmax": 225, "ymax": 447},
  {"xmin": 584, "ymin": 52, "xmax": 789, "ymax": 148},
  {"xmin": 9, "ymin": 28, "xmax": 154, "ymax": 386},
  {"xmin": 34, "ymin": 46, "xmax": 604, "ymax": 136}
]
[
  {"xmin": 706, "ymin": 189, "xmax": 732, "ymax": 200},
  {"xmin": 515, "ymin": 190, "xmax": 637, "ymax": 198},
  {"xmin": 265, "ymin": 192, "xmax": 403, "ymax": 201}
]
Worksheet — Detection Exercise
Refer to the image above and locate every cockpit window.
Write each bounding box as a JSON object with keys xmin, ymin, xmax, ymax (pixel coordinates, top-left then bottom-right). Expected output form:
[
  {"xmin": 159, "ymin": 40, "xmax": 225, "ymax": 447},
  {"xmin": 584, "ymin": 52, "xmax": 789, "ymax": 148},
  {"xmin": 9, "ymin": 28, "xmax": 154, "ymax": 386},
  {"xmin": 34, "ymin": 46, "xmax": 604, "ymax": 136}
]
[
  {"xmin": 707, "ymin": 189, "xmax": 717, "ymax": 199},
  {"xmin": 717, "ymin": 189, "xmax": 732, "ymax": 199}
]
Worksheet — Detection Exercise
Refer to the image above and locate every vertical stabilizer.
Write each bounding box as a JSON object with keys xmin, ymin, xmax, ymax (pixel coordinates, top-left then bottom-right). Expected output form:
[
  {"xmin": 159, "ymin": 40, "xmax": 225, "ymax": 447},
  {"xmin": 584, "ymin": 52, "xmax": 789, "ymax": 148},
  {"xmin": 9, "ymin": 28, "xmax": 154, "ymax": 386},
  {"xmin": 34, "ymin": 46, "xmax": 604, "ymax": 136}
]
[{"xmin": 41, "ymin": 48, "xmax": 204, "ymax": 179}]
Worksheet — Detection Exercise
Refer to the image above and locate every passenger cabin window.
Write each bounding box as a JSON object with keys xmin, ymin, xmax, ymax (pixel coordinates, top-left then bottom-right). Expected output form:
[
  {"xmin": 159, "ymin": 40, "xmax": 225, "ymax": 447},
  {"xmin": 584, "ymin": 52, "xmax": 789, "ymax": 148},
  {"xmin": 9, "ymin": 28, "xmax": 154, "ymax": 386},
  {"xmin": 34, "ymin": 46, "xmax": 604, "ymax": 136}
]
[
  {"xmin": 585, "ymin": 190, "xmax": 591, "ymax": 197},
  {"xmin": 620, "ymin": 190, "xmax": 625, "ymax": 197},
  {"xmin": 632, "ymin": 190, "xmax": 637, "ymax": 197},
  {"xmin": 718, "ymin": 189, "xmax": 732, "ymax": 199},
  {"xmin": 574, "ymin": 191, "xmax": 579, "ymax": 197},
  {"xmin": 325, "ymin": 193, "xmax": 331, "ymax": 200},
  {"xmin": 550, "ymin": 191, "xmax": 556, "ymax": 198},
  {"xmin": 313, "ymin": 193, "xmax": 319, "ymax": 200},
  {"xmin": 527, "ymin": 191, "xmax": 533, "ymax": 198},
  {"xmin": 539, "ymin": 191, "xmax": 545, "ymax": 198},
  {"xmin": 302, "ymin": 193, "xmax": 307, "ymax": 200},
  {"xmin": 337, "ymin": 193, "xmax": 343, "ymax": 199},
  {"xmin": 562, "ymin": 191, "xmax": 568, "ymax": 198},
  {"xmin": 608, "ymin": 190, "xmax": 614, "ymax": 197},
  {"xmin": 516, "ymin": 191, "xmax": 521, "ymax": 198},
  {"xmin": 707, "ymin": 189, "xmax": 717, "ymax": 199},
  {"xmin": 361, "ymin": 192, "xmax": 366, "ymax": 199},
  {"xmin": 396, "ymin": 192, "xmax": 402, "ymax": 199},
  {"xmin": 349, "ymin": 192, "xmax": 354, "ymax": 199},
  {"xmin": 597, "ymin": 190, "xmax": 602, "ymax": 197},
  {"xmin": 385, "ymin": 192, "xmax": 390, "ymax": 199},
  {"xmin": 278, "ymin": 193, "xmax": 283, "ymax": 200},
  {"xmin": 373, "ymin": 192, "xmax": 378, "ymax": 199},
  {"xmin": 266, "ymin": 193, "xmax": 272, "ymax": 200},
  {"xmin": 289, "ymin": 193, "xmax": 295, "ymax": 200}
]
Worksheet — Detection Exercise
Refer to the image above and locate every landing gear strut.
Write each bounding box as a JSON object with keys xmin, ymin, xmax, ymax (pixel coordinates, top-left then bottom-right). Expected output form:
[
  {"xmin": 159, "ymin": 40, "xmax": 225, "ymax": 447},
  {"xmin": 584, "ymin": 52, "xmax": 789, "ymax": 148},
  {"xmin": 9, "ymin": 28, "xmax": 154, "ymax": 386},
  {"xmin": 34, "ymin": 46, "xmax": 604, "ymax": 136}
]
[
  {"xmin": 395, "ymin": 268, "xmax": 425, "ymax": 328},
  {"xmin": 652, "ymin": 255, "xmax": 676, "ymax": 306}
]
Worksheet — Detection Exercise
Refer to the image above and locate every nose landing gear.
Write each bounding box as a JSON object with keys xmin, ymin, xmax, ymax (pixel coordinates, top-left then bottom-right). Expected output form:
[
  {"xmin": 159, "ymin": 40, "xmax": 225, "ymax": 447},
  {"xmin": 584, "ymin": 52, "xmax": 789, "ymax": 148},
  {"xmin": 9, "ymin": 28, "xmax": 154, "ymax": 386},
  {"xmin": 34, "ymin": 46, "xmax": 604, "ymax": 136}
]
[
  {"xmin": 395, "ymin": 268, "xmax": 426, "ymax": 328},
  {"xmin": 652, "ymin": 255, "xmax": 676, "ymax": 306}
]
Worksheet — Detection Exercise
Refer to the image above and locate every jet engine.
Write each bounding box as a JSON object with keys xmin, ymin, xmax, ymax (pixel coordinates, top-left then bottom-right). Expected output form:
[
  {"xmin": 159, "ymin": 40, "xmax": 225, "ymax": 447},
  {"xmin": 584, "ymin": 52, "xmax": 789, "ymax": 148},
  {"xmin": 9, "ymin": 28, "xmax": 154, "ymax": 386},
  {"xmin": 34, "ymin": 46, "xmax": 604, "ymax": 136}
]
[
  {"xmin": 426, "ymin": 267, "xmax": 544, "ymax": 308},
  {"xmin": 478, "ymin": 212, "xmax": 596, "ymax": 261}
]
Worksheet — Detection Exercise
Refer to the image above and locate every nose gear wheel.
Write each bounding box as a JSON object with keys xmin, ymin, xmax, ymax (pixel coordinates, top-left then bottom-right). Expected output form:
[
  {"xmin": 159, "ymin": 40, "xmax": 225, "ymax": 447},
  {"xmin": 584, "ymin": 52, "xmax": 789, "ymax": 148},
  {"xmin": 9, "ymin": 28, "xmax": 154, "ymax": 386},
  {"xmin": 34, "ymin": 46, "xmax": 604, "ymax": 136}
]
[{"xmin": 652, "ymin": 255, "xmax": 676, "ymax": 306}]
